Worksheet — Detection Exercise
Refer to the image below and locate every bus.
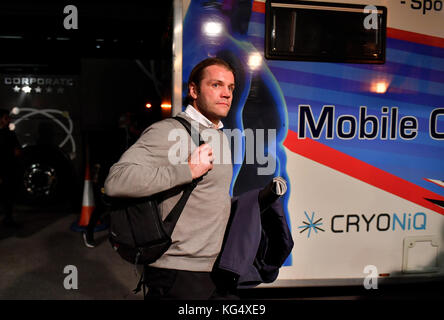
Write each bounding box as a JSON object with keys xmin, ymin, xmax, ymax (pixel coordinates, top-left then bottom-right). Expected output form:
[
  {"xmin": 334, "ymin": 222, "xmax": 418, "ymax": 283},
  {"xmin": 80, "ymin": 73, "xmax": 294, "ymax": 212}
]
[{"xmin": 174, "ymin": 0, "xmax": 444, "ymax": 287}]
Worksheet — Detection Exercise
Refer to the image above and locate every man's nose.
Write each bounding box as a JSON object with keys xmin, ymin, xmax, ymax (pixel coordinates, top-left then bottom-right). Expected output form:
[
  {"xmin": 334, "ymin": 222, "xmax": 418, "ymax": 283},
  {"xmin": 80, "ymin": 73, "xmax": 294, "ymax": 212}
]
[{"xmin": 221, "ymin": 86, "xmax": 231, "ymax": 98}]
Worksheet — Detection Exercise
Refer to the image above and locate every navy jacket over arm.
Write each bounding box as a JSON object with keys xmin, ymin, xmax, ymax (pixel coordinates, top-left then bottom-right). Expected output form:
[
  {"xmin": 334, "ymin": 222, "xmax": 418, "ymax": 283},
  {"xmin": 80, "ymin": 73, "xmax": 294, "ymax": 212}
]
[{"xmin": 215, "ymin": 188, "xmax": 294, "ymax": 288}]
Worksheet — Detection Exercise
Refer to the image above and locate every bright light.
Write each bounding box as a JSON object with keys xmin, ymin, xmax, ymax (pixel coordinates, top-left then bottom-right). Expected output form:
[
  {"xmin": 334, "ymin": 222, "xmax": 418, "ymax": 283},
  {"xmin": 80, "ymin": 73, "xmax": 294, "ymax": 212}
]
[
  {"xmin": 9, "ymin": 123, "xmax": 15, "ymax": 131},
  {"xmin": 22, "ymin": 86, "xmax": 31, "ymax": 93},
  {"xmin": 145, "ymin": 103, "xmax": 152, "ymax": 109},
  {"xmin": 11, "ymin": 107, "xmax": 20, "ymax": 115},
  {"xmin": 248, "ymin": 53, "xmax": 262, "ymax": 70},
  {"xmin": 203, "ymin": 21, "xmax": 223, "ymax": 37},
  {"xmin": 161, "ymin": 103, "xmax": 172, "ymax": 109},
  {"xmin": 370, "ymin": 76, "xmax": 392, "ymax": 94},
  {"xmin": 373, "ymin": 82, "xmax": 388, "ymax": 94}
]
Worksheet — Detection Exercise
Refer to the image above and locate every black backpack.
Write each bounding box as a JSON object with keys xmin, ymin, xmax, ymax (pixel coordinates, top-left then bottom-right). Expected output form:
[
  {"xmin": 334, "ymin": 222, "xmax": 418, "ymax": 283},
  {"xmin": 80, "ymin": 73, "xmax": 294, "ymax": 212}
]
[{"xmin": 108, "ymin": 116, "xmax": 203, "ymax": 266}]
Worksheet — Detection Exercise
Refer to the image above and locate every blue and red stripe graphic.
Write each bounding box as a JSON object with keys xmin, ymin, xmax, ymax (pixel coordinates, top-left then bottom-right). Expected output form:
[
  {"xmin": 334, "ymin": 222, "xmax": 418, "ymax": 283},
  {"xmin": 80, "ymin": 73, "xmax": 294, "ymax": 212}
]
[{"xmin": 250, "ymin": 0, "xmax": 444, "ymax": 214}]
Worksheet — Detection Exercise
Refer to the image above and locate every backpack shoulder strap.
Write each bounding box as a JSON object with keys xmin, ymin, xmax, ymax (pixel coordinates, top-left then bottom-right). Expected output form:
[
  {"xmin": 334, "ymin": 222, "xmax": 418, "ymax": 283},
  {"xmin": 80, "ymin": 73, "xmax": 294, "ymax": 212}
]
[
  {"xmin": 161, "ymin": 116, "xmax": 204, "ymax": 235},
  {"xmin": 173, "ymin": 116, "xmax": 205, "ymax": 146}
]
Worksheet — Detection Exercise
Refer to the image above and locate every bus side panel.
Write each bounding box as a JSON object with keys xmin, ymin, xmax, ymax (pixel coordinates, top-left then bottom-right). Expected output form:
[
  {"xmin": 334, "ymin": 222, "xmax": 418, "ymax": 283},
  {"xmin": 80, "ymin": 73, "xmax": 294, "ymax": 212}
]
[{"xmin": 182, "ymin": 0, "xmax": 444, "ymax": 286}]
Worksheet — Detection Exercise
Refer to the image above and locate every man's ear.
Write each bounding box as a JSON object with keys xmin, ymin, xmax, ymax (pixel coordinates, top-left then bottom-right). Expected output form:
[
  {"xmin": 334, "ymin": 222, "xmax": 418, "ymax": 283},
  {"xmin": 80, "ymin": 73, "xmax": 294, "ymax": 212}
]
[{"xmin": 189, "ymin": 82, "xmax": 198, "ymax": 100}]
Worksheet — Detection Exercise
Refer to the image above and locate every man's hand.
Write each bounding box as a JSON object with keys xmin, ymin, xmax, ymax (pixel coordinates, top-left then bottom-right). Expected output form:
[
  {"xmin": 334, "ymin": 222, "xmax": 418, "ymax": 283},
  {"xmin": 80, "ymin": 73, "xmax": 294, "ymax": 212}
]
[{"xmin": 188, "ymin": 144, "xmax": 214, "ymax": 179}]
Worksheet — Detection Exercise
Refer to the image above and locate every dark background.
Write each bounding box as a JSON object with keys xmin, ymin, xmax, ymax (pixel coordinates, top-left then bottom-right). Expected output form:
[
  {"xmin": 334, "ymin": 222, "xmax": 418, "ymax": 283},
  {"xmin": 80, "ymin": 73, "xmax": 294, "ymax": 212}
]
[{"xmin": 0, "ymin": 1, "xmax": 173, "ymax": 208}]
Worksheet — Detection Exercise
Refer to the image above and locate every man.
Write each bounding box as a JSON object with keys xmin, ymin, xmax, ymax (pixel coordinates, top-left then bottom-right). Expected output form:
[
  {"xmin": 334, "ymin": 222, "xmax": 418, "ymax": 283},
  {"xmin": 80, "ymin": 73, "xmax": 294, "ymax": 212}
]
[
  {"xmin": 104, "ymin": 58, "xmax": 235, "ymax": 299},
  {"xmin": 0, "ymin": 109, "xmax": 22, "ymax": 228}
]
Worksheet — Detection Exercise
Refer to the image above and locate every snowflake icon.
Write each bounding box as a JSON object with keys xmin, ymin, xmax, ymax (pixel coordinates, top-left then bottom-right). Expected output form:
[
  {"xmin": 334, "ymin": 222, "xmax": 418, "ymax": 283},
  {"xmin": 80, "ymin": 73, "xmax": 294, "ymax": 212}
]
[{"xmin": 298, "ymin": 211, "xmax": 325, "ymax": 238}]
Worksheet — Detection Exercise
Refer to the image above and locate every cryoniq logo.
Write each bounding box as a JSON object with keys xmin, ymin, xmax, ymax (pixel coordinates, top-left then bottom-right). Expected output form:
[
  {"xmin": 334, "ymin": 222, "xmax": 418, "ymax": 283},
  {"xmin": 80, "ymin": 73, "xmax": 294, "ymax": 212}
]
[
  {"xmin": 298, "ymin": 211, "xmax": 325, "ymax": 238},
  {"xmin": 299, "ymin": 211, "xmax": 427, "ymax": 238}
]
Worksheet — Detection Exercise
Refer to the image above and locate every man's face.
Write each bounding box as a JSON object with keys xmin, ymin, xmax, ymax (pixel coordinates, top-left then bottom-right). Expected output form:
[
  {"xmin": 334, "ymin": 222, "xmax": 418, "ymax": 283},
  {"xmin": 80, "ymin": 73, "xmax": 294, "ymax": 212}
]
[{"xmin": 189, "ymin": 64, "xmax": 235, "ymax": 126}]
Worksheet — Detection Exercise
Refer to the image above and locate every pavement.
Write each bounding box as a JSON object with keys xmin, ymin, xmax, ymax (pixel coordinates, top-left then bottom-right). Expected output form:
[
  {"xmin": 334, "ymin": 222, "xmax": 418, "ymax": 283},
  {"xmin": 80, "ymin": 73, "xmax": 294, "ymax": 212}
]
[
  {"xmin": 0, "ymin": 204, "xmax": 142, "ymax": 300},
  {"xmin": 1, "ymin": 204, "xmax": 444, "ymax": 301}
]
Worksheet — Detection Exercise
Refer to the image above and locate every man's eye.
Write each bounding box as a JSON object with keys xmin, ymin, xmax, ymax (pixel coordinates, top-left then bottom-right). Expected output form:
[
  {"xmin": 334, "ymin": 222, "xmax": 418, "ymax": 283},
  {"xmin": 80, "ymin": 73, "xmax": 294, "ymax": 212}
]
[{"xmin": 212, "ymin": 83, "xmax": 219, "ymax": 88}]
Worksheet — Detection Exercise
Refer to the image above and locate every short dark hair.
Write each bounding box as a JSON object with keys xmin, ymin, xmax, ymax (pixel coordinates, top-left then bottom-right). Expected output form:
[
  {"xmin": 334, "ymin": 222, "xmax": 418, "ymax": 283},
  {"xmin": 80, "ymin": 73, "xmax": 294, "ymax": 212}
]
[{"xmin": 184, "ymin": 57, "xmax": 235, "ymax": 106}]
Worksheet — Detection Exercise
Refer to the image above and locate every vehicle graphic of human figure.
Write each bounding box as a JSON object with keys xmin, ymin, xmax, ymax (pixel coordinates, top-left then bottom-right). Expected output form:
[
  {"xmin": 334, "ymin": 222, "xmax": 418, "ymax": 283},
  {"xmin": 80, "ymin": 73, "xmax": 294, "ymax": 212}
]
[{"xmin": 183, "ymin": 0, "xmax": 291, "ymax": 265}]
